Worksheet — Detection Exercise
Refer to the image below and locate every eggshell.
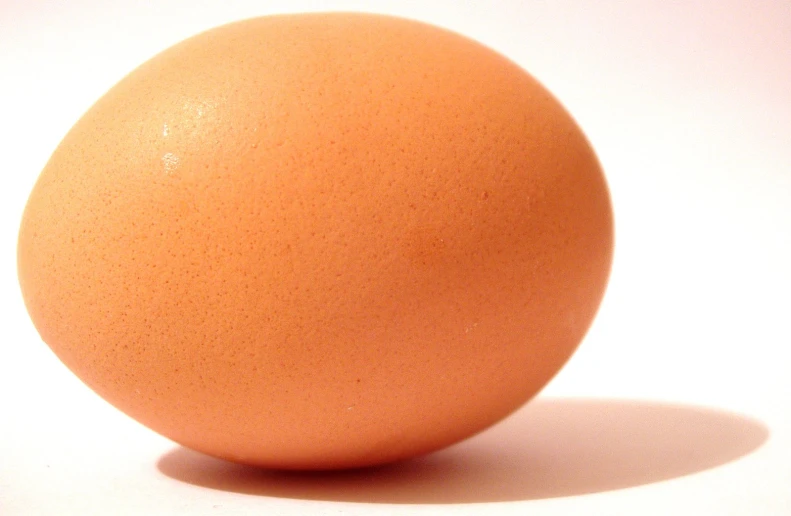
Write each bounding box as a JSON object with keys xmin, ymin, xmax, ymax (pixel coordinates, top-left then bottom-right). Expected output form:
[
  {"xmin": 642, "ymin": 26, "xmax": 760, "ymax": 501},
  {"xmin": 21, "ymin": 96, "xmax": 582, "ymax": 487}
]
[{"xmin": 17, "ymin": 13, "xmax": 613, "ymax": 470}]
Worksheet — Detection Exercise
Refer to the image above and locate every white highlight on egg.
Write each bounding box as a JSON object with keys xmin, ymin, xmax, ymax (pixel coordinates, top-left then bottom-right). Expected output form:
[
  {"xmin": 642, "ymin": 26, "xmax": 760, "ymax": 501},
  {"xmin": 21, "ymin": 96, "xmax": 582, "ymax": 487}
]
[
  {"xmin": 183, "ymin": 98, "xmax": 217, "ymax": 120},
  {"xmin": 464, "ymin": 322, "xmax": 479, "ymax": 334},
  {"xmin": 162, "ymin": 152, "xmax": 180, "ymax": 174}
]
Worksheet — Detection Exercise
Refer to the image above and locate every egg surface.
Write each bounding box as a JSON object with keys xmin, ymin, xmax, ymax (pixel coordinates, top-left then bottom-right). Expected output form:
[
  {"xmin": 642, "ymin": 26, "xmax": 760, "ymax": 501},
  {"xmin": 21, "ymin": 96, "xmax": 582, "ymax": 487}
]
[{"xmin": 17, "ymin": 13, "xmax": 613, "ymax": 470}]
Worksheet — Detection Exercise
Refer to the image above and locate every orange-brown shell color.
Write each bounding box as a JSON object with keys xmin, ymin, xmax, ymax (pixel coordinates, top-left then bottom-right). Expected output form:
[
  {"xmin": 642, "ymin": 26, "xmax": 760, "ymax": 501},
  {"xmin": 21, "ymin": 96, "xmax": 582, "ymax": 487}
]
[{"xmin": 17, "ymin": 13, "xmax": 613, "ymax": 470}]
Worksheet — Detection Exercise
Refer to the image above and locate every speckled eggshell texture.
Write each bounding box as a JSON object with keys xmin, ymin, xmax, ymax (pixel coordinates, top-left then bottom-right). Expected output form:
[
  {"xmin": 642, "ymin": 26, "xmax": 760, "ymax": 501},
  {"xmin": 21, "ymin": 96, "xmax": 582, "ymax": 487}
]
[{"xmin": 17, "ymin": 13, "xmax": 614, "ymax": 470}]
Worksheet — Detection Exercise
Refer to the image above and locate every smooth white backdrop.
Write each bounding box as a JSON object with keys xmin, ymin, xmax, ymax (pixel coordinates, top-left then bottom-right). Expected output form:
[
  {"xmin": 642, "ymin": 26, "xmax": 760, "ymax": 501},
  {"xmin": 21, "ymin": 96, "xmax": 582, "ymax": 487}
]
[{"xmin": 2, "ymin": 1, "xmax": 789, "ymax": 514}]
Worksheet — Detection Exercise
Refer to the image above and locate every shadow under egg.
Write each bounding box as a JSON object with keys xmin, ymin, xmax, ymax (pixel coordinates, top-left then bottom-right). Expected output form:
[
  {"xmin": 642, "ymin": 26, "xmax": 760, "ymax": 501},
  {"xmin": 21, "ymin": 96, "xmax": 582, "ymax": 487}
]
[{"xmin": 156, "ymin": 397, "xmax": 769, "ymax": 504}]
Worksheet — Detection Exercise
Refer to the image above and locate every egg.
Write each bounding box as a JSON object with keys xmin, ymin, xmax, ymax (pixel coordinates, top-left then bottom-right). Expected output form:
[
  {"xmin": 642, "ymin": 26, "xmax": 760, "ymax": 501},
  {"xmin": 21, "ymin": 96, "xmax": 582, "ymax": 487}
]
[{"xmin": 17, "ymin": 13, "xmax": 613, "ymax": 470}]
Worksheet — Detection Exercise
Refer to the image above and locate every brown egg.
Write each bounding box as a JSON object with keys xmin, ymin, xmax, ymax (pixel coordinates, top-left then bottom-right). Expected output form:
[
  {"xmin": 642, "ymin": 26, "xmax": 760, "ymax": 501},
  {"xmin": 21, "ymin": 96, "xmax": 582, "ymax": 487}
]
[{"xmin": 17, "ymin": 13, "xmax": 613, "ymax": 470}]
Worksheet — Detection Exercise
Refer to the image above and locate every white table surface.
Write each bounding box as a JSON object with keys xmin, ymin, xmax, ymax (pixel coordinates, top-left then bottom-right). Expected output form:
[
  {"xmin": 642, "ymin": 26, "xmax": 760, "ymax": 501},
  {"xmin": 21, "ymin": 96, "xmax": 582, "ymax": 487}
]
[{"xmin": 2, "ymin": 1, "xmax": 790, "ymax": 514}]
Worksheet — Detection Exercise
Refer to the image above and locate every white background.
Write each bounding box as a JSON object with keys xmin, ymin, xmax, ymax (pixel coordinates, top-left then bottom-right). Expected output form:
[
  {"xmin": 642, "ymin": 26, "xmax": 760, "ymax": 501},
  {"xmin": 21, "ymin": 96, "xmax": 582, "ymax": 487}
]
[{"xmin": 2, "ymin": 1, "xmax": 790, "ymax": 514}]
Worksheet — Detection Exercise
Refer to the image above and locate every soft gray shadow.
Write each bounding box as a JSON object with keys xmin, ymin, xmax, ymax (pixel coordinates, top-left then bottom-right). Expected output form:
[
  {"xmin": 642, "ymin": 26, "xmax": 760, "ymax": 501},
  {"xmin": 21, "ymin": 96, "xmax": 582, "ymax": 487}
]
[{"xmin": 157, "ymin": 398, "xmax": 769, "ymax": 504}]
